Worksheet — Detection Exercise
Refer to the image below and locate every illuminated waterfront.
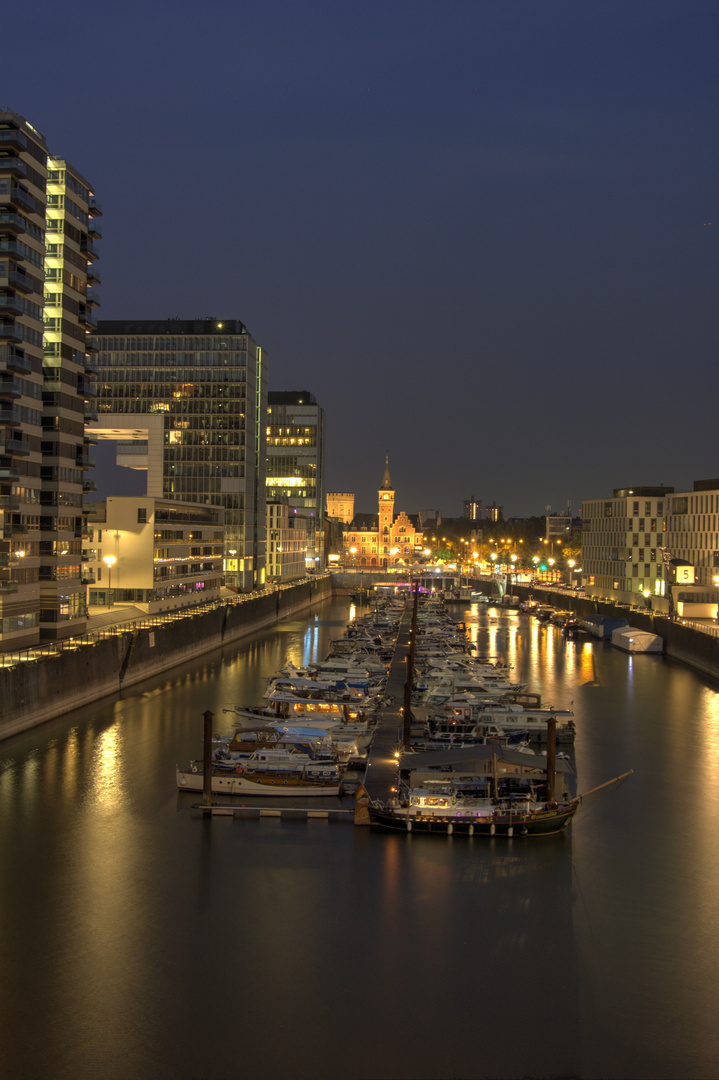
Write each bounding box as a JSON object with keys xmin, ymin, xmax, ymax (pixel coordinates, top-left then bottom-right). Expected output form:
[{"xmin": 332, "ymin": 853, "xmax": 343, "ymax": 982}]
[{"xmin": 1, "ymin": 596, "xmax": 719, "ymax": 1079}]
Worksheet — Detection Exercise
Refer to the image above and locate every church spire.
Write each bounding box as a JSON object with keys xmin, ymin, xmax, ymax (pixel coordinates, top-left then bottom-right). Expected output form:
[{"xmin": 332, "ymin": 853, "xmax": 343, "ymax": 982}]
[{"xmin": 381, "ymin": 453, "xmax": 392, "ymax": 490}]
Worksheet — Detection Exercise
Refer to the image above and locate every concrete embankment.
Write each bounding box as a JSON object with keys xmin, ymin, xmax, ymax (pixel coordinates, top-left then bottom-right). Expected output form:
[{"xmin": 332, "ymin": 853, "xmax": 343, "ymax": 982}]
[{"xmin": 0, "ymin": 576, "xmax": 333, "ymax": 741}]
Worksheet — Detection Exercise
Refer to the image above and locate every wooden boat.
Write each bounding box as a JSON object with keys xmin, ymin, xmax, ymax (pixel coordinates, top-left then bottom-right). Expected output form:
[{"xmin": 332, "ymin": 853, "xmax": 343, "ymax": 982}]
[
  {"xmin": 176, "ymin": 761, "xmax": 342, "ymax": 797},
  {"xmin": 368, "ymin": 788, "xmax": 580, "ymax": 836},
  {"xmin": 365, "ymin": 771, "xmax": 632, "ymax": 838}
]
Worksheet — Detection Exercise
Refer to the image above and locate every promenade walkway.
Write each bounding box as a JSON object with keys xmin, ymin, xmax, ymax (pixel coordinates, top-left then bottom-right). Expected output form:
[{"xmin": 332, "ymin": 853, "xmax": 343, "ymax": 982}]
[{"xmin": 363, "ymin": 599, "xmax": 413, "ymax": 802}]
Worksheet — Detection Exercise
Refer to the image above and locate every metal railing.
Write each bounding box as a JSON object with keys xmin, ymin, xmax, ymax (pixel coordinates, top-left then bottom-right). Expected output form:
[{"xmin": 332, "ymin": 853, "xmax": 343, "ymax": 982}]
[{"xmin": 0, "ymin": 575, "xmax": 331, "ymax": 668}]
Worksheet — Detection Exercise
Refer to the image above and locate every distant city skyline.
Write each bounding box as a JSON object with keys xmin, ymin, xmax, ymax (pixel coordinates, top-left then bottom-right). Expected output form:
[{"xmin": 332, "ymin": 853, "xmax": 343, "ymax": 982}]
[{"xmin": 8, "ymin": 0, "xmax": 717, "ymax": 518}]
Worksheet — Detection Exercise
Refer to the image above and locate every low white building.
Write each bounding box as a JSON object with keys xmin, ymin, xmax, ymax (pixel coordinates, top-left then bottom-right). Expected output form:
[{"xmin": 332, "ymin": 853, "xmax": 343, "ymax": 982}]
[
  {"xmin": 266, "ymin": 501, "xmax": 307, "ymax": 582},
  {"xmin": 85, "ymin": 497, "xmax": 225, "ymax": 613}
]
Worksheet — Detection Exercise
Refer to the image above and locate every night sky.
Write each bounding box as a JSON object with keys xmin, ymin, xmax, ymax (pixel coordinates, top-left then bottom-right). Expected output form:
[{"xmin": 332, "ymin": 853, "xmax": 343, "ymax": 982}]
[{"xmin": 7, "ymin": 1, "xmax": 718, "ymax": 517}]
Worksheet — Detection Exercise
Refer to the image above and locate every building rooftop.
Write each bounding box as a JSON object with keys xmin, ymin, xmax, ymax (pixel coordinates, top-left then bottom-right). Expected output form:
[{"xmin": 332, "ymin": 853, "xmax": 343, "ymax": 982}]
[{"xmin": 94, "ymin": 319, "xmax": 249, "ymax": 336}]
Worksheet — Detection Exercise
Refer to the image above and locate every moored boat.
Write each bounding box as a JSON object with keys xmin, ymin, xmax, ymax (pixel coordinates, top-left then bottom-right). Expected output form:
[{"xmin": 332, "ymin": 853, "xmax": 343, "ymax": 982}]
[
  {"xmin": 365, "ymin": 767, "xmax": 633, "ymax": 838},
  {"xmin": 176, "ymin": 761, "xmax": 342, "ymax": 797},
  {"xmin": 368, "ymin": 788, "xmax": 580, "ymax": 836}
]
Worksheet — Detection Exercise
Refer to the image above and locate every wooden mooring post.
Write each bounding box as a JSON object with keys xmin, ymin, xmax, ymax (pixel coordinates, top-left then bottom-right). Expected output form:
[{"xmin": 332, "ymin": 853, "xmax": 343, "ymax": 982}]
[{"xmin": 202, "ymin": 709, "xmax": 214, "ymax": 807}]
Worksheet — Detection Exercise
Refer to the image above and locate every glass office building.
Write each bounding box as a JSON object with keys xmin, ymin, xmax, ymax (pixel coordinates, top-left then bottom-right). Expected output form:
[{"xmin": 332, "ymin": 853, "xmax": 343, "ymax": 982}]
[
  {"xmin": 92, "ymin": 319, "xmax": 267, "ymax": 592},
  {"xmin": 266, "ymin": 390, "xmax": 325, "ymax": 570}
]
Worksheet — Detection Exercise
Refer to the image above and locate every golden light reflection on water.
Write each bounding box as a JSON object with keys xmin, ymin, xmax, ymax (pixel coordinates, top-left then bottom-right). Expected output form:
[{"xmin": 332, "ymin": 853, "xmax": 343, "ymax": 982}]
[{"xmin": 89, "ymin": 725, "xmax": 126, "ymax": 812}]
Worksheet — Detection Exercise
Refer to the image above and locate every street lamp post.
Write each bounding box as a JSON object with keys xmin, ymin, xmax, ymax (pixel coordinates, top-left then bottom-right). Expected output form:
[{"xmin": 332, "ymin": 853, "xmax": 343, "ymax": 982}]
[{"xmin": 103, "ymin": 555, "xmax": 116, "ymax": 606}]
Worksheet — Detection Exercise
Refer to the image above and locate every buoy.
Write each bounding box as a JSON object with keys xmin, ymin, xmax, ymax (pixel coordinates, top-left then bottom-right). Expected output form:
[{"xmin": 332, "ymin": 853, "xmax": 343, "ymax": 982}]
[
  {"xmin": 490, "ymin": 824, "xmax": 495, "ymax": 836},
  {"xmin": 508, "ymin": 825, "xmax": 514, "ymax": 837},
  {"xmin": 447, "ymin": 823, "xmax": 453, "ymax": 835},
  {"xmin": 180, "ymin": 777, "xmax": 187, "ymax": 786},
  {"xmin": 468, "ymin": 824, "xmax": 474, "ymax": 836},
  {"xmin": 406, "ymin": 820, "xmax": 412, "ymax": 832}
]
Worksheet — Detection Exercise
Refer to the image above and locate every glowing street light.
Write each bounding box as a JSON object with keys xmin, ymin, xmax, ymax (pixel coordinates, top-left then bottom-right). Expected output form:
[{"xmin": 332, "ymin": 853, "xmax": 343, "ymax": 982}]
[{"xmin": 103, "ymin": 554, "xmax": 116, "ymax": 606}]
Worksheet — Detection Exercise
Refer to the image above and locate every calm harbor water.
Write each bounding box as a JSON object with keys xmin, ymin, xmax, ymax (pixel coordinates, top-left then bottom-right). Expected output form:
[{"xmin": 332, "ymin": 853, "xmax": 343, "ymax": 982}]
[{"xmin": 2, "ymin": 597, "xmax": 719, "ymax": 1080}]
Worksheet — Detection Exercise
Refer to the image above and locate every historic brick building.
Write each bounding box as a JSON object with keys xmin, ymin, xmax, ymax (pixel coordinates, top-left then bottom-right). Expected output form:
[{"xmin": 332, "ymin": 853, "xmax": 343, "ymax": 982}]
[{"xmin": 343, "ymin": 458, "xmax": 421, "ymax": 568}]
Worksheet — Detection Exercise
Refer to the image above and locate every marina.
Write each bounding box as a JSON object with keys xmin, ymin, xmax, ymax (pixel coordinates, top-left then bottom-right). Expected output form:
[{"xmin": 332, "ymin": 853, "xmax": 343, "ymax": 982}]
[{"xmin": 177, "ymin": 589, "xmax": 627, "ymax": 843}]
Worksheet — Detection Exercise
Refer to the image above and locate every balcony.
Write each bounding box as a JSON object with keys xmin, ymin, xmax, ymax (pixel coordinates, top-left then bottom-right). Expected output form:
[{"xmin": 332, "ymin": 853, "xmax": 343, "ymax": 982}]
[
  {"xmin": 0, "ymin": 239, "xmax": 23, "ymax": 260},
  {"xmin": 9, "ymin": 186, "xmax": 34, "ymax": 213},
  {"xmin": 0, "ymin": 130, "xmax": 28, "ymax": 152},
  {"xmin": 0, "ymin": 211, "xmax": 24, "ymax": 233},
  {"xmin": 8, "ymin": 269, "xmax": 33, "ymax": 293},
  {"xmin": 88, "ymin": 220, "xmax": 102, "ymax": 240},
  {"xmin": 0, "ymin": 377, "xmax": 21, "ymax": 399},
  {"xmin": 85, "ymin": 288, "xmax": 101, "ymax": 307},
  {"xmin": 0, "ymin": 323, "xmax": 22, "ymax": 344},
  {"xmin": 88, "ymin": 196, "xmax": 103, "ymax": 217},
  {"xmin": 3, "ymin": 521, "xmax": 27, "ymax": 537},
  {"xmin": 4, "ymin": 351, "xmax": 31, "ymax": 375},
  {"xmin": 4, "ymin": 438, "xmax": 29, "ymax": 456},
  {"xmin": 81, "ymin": 240, "xmax": 100, "ymax": 261},
  {"xmin": 0, "ymin": 295, "xmax": 23, "ymax": 316},
  {"xmin": 86, "ymin": 269, "xmax": 101, "ymax": 285},
  {"xmin": 0, "ymin": 495, "xmax": 20, "ymax": 511},
  {"xmin": 81, "ymin": 573, "xmax": 96, "ymax": 585},
  {"xmin": 0, "ymin": 580, "xmax": 19, "ymax": 594},
  {"xmin": 84, "ymin": 405, "xmax": 99, "ymax": 423},
  {"xmin": 83, "ymin": 478, "xmax": 97, "ymax": 493},
  {"xmin": 0, "ymin": 406, "xmax": 20, "ymax": 424},
  {"xmin": 0, "ymin": 467, "xmax": 20, "ymax": 481},
  {"xmin": 0, "ymin": 155, "xmax": 26, "ymax": 178},
  {"xmin": 80, "ymin": 311, "xmax": 98, "ymax": 330}
]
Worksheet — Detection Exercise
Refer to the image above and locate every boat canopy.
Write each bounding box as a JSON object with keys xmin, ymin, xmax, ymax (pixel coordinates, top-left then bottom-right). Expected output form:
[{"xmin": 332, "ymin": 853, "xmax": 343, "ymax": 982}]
[{"xmin": 398, "ymin": 745, "xmax": 573, "ymax": 774}]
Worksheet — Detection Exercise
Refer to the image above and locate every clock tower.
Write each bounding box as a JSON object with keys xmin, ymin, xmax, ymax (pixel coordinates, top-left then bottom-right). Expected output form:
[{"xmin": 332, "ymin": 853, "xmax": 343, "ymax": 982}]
[{"xmin": 378, "ymin": 455, "xmax": 395, "ymax": 567}]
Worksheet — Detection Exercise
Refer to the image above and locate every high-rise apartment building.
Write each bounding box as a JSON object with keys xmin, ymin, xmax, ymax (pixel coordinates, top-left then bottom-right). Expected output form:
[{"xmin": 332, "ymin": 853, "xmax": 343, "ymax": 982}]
[
  {"xmin": 0, "ymin": 110, "xmax": 99, "ymax": 648},
  {"xmin": 92, "ymin": 319, "xmax": 267, "ymax": 592},
  {"xmin": 43, "ymin": 155, "xmax": 100, "ymax": 637},
  {"xmin": 266, "ymin": 391, "xmax": 325, "ymax": 570}
]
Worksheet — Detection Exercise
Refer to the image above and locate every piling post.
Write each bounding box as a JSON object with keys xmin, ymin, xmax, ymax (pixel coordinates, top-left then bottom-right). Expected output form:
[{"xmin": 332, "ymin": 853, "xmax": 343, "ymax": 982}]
[
  {"xmin": 546, "ymin": 715, "xmax": 557, "ymax": 803},
  {"xmin": 202, "ymin": 709, "xmax": 214, "ymax": 807},
  {"xmin": 403, "ymin": 582, "xmax": 419, "ymax": 750}
]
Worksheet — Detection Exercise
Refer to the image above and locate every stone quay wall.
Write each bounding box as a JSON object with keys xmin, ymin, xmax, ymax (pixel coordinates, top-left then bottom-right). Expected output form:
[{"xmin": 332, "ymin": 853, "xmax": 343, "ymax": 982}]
[{"xmin": 0, "ymin": 576, "xmax": 333, "ymax": 741}]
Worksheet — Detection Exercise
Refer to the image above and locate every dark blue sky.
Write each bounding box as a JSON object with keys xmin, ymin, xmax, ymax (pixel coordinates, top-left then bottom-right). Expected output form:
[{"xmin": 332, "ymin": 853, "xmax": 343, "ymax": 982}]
[{"xmin": 8, "ymin": 0, "xmax": 718, "ymax": 516}]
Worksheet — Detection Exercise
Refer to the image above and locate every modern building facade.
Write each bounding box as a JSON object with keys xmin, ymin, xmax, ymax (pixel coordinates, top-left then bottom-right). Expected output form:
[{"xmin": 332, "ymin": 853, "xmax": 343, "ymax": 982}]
[
  {"xmin": 266, "ymin": 391, "xmax": 324, "ymax": 570},
  {"xmin": 91, "ymin": 319, "xmax": 267, "ymax": 592},
  {"xmin": 0, "ymin": 110, "xmax": 99, "ymax": 649},
  {"xmin": 581, "ymin": 486, "xmax": 674, "ymax": 607},
  {"xmin": 664, "ymin": 479, "xmax": 719, "ymax": 591},
  {"xmin": 266, "ymin": 500, "xmax": 307, "ymax": 582},
  {"xmin": 85, "ymin": 496, "xmax": 224, "ymax": 613}
]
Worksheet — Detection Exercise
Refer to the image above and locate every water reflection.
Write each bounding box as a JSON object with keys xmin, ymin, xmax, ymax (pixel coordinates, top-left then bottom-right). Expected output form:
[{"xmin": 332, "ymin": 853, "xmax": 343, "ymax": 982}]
[{"xmin": 3, "ymin": 600, "xmax": 719, "ymax": 1078}]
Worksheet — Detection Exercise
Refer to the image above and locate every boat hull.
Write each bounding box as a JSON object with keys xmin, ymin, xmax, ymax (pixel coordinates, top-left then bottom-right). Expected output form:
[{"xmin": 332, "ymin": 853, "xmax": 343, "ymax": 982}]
[
  {"xmin": 368, "ymin": 800, "xmax": 579, "ymax": 836},
  {"xmin": 177, "ymin": 767, "xmax": 341, "ymax": 797}
]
